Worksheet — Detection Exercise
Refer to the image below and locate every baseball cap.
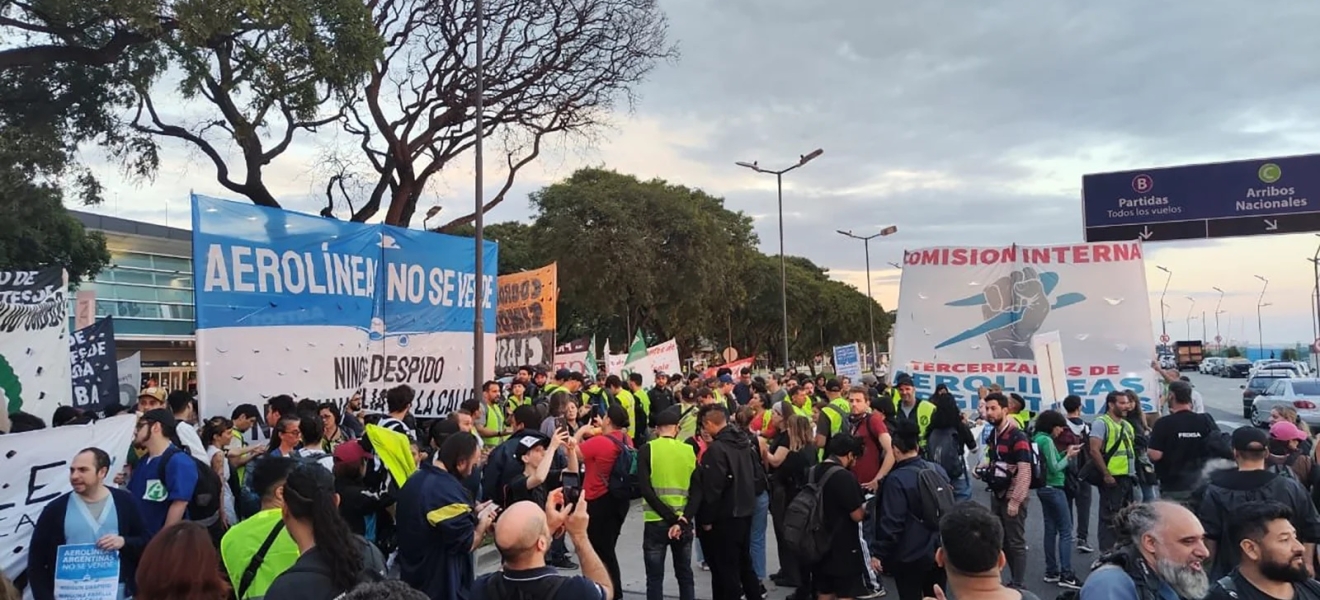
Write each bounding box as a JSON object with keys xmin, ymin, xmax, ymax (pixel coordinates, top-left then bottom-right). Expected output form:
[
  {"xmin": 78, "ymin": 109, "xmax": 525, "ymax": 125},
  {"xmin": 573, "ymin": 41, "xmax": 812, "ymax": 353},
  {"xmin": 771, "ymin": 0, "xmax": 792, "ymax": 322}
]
[
  {"xmin": 515, "ymin": 432, "xmax": 551, "ymax": 458},
  {"xmin": 333, "ymin": 440, "xmax": 371, "ymax": 464},
  {"xmin": 554, "ymin": 368, "xmax": 572, "ymax": 380},
  {"xmin": 654, "ymin": 406, "xmax": 682, "ymax": 427},
  {"xmin": 139, "ymin": 409, "xmax": 176, "ymax": 434},
  {"xmin": 718, "ymin": 374, "xmax": 735, "ymax": 384},
  {"xmin": 895, "ymin": 374, "xmax": 915, "ymax": 388},
  {"xmin": 825, "ymin": 379, "xmax": 842, "ymax": 392},
  {"xmin": 138, "ymin": 387, "xmax": 166, "ymax": 403},
  {"xmin": 1270, "ymin": 421, "xmax": 1310, "ymax": 443},
  {"xmin": 1232, "ymin": 426, "xmax": 1269, "ymax": 452}
]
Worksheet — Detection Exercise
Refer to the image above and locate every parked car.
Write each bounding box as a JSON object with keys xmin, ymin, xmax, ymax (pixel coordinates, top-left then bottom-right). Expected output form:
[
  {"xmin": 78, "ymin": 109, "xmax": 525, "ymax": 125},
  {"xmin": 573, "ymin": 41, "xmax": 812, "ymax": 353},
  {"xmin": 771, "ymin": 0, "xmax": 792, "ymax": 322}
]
[
  {"xmin": 1251, "ymin": 378, "xmax": 1320, "ymax": 428},
  {"xmin": 1242, "ymin": 369, "xmax": 1298, "ymax": 419},
  {"xmin": 1200, "ymin": 357, "xmax": 1225, "ymax": 375},
  {"xmin": 1251, "ymin": 361, "xmax": 1305, "ymax": 379},
  {"xmin": 1158, "ymin": 354, "xmax": 1177, "ymax": 370},
  {"xmin": 1221, "ymin": 358, "xmax": 1252, "ymax": 378}
]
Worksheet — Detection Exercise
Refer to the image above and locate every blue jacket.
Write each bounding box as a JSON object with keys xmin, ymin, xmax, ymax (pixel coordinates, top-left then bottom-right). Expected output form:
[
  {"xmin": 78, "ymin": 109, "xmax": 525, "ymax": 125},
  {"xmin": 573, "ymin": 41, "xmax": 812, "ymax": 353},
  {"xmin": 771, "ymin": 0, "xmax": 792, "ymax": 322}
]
[
  {"xmin": 396, "ymin": 463, "xmax": 477, "ymax": 600},
  {"xmin": 873, "ymin": 456, "xmax": 945, "ymax": 565},
  {"xmin": 27, "ymin": 488, "xmax": 149, "ymax": 600}
]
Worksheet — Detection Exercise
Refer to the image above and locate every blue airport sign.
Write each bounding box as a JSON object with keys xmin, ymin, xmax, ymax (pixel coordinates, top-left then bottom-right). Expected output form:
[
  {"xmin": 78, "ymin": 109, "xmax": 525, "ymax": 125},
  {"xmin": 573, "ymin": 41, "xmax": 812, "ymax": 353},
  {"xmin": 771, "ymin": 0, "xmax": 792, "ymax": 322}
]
[{"xmin": 1082, "ymin": 153, "xmax": 1320, "ymax": 242}]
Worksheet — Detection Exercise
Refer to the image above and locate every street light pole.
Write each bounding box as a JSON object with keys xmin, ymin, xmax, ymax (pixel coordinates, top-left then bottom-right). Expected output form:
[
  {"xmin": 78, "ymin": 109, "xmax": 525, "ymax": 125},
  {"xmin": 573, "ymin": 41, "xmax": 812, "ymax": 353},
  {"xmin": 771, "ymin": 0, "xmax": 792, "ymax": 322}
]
[
  {"xmin": 837, "ymin": 225, "xmax": 899, "ymax": 373},
  {"xmin": 472, "ymin": 0, "xmax": 487, "ymax": 398},
  {"xmin": 1255, "ymin": 274, "xmax": 1269, "ymax": 358},
  {"xmin": 1212, "ymin": 286, "xmax": 1225, "ymax": 349},
  {"xmin": 1156, "ymin": 265, "xmax": 1172, "ymax": 342},
  {"xmin": 1185, "ymin": 296, "xmax": 1196, "ymax": 340},
  {"xmin": 736, "ymin": 148, "xmax": 824, "ymax": 372}
]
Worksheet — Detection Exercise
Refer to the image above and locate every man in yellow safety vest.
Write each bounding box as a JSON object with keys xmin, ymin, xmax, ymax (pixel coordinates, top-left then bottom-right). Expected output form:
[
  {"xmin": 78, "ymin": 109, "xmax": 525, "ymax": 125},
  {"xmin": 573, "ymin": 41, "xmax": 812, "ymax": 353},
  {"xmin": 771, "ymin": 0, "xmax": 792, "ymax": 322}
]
[{"xmin": 638, "ymin": 407, "xmax": 697, "ymax": 600}]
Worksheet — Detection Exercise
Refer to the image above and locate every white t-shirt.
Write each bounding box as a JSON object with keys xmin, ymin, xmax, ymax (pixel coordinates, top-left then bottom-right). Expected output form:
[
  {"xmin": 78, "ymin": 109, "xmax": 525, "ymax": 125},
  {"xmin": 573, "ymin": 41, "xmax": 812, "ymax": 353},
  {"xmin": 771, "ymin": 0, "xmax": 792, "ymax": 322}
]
[
  {"xmin": 1191, "ymin": 390, "xmax": 1205, "ymax": 414},
  {"xmin": 298, "ymin": 447, "xmax": 335, "ymax": 471},
  {"xmin": 176, "ymin": 421, "xmax": 210, "ymax": 462}
]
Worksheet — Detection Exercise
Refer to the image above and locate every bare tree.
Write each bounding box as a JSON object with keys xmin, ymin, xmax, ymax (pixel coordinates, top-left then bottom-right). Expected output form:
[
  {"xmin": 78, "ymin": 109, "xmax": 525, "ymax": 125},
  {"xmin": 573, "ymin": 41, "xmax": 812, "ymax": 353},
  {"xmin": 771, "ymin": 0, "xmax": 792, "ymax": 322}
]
[{"xmin": 331, "ymin": 0, "xmax": 675, "ymax": 228}]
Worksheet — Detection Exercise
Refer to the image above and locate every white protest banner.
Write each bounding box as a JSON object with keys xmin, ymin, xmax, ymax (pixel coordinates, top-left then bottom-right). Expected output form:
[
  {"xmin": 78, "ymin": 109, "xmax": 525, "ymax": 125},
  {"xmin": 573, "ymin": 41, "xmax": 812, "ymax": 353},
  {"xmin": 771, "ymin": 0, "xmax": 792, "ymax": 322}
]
[
  {"xmin": 833, "ymin": 343, "xmax": 862, "ymax": 379},
  {"xmin": 54, "ymin": 544, "xmax": 119, "ymax": 600},
  {"xmin": 116, "ymin": 353, "xmax": 141, "ymax": 408},
  {"xmin": 891, "ymin": 241, "xmax": 1157, "ymax": 414},
  {"xmin": 0, "ymin": 415, "xmax": 137, "ymax": 592},
  {"xmin": 646, "ymin": 339, "xmax": 681, "ymax": 378},
  {"xmin": 0, "ymin": 267, "xmax": 71, "ymax": 421},
  {"xmin": 1031, "ymin": 331, "xmax": 1068, "ymax": 410},
  {"xmin": 606, "ymin": 353, "xmax": 626, "ymax": 377}
]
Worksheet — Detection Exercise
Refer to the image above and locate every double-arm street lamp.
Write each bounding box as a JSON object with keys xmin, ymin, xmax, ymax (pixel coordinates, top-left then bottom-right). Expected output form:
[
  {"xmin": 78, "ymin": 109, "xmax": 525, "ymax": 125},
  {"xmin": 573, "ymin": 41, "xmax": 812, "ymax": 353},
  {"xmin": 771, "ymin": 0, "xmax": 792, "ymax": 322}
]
[
  {"xmin": 837, "ymin": 226, "xmax": 899, "ymax": 372},
  {"xmin": 736, "ymin": 149, "xmax": 824, "ymax": 372}
]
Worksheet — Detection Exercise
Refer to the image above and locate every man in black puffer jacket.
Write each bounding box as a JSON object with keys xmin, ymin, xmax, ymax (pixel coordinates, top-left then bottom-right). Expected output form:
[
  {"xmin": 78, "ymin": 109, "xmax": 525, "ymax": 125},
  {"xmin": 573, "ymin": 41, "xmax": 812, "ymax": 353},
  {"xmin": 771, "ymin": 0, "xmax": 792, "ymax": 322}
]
[
  {"xmin": 1196, "ymin": 426, "xmax": 1320, "ymax": 580},
  {"xmin": 683, "ymin": 404, "xmax": 763, "ymax": 600}
]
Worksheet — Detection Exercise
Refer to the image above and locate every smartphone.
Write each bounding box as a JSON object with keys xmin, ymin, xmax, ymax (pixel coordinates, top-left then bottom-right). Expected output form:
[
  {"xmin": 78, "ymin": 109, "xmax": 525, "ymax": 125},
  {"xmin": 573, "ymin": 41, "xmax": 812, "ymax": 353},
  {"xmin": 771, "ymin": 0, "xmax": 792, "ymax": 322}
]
[{"xmin": 562, "ymin": 472, "xmax": 582, "ymax": 505}]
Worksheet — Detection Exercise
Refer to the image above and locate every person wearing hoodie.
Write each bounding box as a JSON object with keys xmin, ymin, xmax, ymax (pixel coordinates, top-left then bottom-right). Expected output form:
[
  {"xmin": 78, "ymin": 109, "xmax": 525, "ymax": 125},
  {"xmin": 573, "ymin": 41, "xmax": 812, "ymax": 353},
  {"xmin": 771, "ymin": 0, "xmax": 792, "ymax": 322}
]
[
  {"xmin": 1060, "ymin": 395, "xmax": 1094, "ymax": 554},
  {"xmin": 682, "ymin": 404, "xmax": 763, "ymax": 600},
  {"xmin": 1196, "ymin": 426, "xmax": 1320, "ymax": 581}
]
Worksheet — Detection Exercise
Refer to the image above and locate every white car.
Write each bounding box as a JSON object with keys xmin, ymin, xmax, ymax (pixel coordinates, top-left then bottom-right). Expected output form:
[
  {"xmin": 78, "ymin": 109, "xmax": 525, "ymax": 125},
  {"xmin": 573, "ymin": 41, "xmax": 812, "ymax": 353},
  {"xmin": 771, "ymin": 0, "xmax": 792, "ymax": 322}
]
[
  {"xmin": 1200, "ymin": 357, "xmax": 1225, "ymax": 375},
  {"xmin": 1251, "ymin": 378, "xmax": 1320, "ymax": 428},
  {"xmin": 1251, "ymin": 361, "xmax": 1305, "ymax": 379}
]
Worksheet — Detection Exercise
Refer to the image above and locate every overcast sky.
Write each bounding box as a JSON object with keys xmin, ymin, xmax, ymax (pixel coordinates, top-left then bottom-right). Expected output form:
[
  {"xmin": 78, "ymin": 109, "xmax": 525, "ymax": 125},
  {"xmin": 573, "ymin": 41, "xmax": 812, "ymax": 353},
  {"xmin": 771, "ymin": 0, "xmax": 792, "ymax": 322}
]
[{"xmin": 89, "ymin": 0, "xmax": 1320, "ymax": 347}]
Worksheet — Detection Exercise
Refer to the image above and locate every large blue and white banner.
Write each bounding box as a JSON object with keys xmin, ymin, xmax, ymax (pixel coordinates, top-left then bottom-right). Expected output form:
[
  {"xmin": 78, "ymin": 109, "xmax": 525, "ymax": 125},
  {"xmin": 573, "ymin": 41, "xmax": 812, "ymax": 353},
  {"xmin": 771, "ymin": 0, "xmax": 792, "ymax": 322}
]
[{"xmin": 191, "ymin": 195, "xmax": 498, "ymax": 418}]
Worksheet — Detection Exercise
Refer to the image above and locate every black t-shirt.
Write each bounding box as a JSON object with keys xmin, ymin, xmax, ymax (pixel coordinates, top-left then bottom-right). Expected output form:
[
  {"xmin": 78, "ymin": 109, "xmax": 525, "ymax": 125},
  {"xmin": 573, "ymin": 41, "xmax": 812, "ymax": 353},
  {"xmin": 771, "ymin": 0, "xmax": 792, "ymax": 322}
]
[
  {"xmin": 1148, "ymin": 410, "xmax": 1214, "ymax": 492},
  {"xmin": 504, "ymin": 474, "xmax": 549, "ymax": 507},
  {"xmin": 810, "ymin": 462, "xmax": 864, "ymax": 575},
  {"xmin": 1206, "ymin": 570, "xmax": 1320, "ymax": 600},
  {"xmin": 471, "ymin": 566, "xmax": 608, "ymax": 600}
]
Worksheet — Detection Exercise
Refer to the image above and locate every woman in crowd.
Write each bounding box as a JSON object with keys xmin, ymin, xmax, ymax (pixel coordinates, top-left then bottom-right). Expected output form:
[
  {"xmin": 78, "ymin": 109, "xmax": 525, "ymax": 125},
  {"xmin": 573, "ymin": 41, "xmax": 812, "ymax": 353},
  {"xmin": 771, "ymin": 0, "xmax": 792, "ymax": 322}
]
[
  {"xmin": 265, "ymin": 462, "xmax": 387, "ymax": 600},
  {"xmin": 202, "ymin": 416, "xmax": 238, "ymax": 528},
  {"xmin": 1271, "ymin": 405, "xmax": 1315, "ymax": 456},
  {"xmin": 1032, "ymin": 409, "xmax": 1082, "ymax": 589},
  {"xmin": 332, "ymin": 440, "xmax": 395, "ymax": 538},
  {"xmin": 924, "ymin": 388, "xmax": 976, "ymax": 500},
  {"xmin": 135, "ymin": 522, "xmax": 231, "ymax": 600},
  {"xmin": 319, "ymin": 402, "xmax": 352, "ymax": 453},
  {"xmin": 763, "ymin": 414, "xmax": 818, "ymax": 591},
  {"xmin": 1122, "ymin": 390, "xmax": 1158, "ymax": 502}
]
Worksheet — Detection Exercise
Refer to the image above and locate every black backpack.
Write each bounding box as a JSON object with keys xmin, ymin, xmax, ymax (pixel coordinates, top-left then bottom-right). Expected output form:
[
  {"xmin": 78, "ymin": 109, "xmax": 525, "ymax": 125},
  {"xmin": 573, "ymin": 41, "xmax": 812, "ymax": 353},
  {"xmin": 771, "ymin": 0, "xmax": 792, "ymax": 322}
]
[
  {"xmin": 782, "ymin": 464, "xmax": 844, "ymax": 565},
  {"xmin": 914, "ymin": 462, "xmax": 956, "ymax": 530},
  {"xmin": 924, "ymin": 427, "xmax": 966, "ymax": 480},
  {"xmin": 604, "ymin": 435, "xmax": 641, "ymax": 501},
  {"xmin": 156, "ymin": 446, "xmax": 223, "ymax": 527}
]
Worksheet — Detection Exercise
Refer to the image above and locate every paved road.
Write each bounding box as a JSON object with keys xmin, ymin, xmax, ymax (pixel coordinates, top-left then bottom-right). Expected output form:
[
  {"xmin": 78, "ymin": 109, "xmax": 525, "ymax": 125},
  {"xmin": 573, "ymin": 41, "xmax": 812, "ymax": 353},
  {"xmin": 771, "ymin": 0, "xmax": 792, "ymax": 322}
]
[{"xmin": 477, "ymin": 372, "xmax": 1249, "ymax": 600}]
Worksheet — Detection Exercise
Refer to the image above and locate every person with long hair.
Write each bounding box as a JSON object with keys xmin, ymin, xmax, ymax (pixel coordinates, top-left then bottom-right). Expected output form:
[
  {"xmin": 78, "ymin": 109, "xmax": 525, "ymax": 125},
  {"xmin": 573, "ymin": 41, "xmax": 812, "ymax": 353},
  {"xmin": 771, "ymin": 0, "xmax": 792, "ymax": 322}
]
[
  {"xmin": 134, "ymin": 522, "xmax": 230, "ymax": 600},
  {"xmin": 265, "ymin": 462, "xmax": 387, "ymax": 600},
  {"xmin": 763, "ymin": 414, "xmax": 817, "ymax": 592},
  {"xmin": 332, "ymin": 440, "xmax": 394, "ymax": 537},
  {"xmin": 202, "ymin": 416, "xmax": 238, "ymax": 528},
  {"xmin": 924, "ymin": 388, "xmax": 976, "ymax": 500}
]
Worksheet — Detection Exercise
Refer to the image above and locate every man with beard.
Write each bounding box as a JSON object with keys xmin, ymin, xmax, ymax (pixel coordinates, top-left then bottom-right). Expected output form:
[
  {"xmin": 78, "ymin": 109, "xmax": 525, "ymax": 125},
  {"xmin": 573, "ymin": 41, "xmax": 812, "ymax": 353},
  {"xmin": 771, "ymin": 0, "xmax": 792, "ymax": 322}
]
[
  {"xmin": 1196, "ymin": 426, "xmax": 1320, "ymax": 580},
  {"xmin": 1206, "ymin": 502, "xmax": 1320, "ymax": 600},
  {"xmin": 1081, "ymin": 501, "xmax": 1210, "ymax": 600}
]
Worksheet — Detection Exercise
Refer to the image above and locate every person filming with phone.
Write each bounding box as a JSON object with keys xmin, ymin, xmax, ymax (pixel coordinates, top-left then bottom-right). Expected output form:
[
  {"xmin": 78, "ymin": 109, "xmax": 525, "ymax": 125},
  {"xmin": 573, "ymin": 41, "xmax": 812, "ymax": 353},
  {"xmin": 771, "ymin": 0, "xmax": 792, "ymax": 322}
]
[
  {"xmin": 502, "ymin": 428, "xmax": 579, "ymax": 509},
  {"xmin": 471, "ymin": 493, "xmax": 612, "ymax": 600}
]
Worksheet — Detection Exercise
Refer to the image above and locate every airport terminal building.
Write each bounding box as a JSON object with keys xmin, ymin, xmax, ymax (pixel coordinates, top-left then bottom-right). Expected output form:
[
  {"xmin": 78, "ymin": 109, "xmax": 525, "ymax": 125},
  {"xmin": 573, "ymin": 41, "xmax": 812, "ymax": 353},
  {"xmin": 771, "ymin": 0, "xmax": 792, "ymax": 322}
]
[{"xmin": 70, "ymin": 210, "xmax": 197, "ymax": 391}]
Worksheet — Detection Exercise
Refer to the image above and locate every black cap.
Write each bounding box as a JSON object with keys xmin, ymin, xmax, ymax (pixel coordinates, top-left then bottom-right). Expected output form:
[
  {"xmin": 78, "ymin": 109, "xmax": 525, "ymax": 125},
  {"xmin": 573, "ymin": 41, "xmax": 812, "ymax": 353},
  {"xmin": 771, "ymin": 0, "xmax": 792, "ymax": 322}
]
[
  {"xmin": 654, "ymin": 406, "xmax": 683, "ymax": 427},
  {"xmin": 825, "ymin": 379, "xmax": 842, "ymax": 392},
  {"xmin": 895, "ymin": 374, "xmax": 915, "ymax": 388},
  {"xmin": 1232, "ymin": 426, "xmax": 1268, "ymax": 452},
  {"xmin": 515, "ymin": 432, "xmax": 551, "ymax": 458},
  {"xmin": 554, "ymin": 368, "xmax": 572, "ymax": 380},
  {"xmin": 140, "ymin": 408, "xmax": 177, "ymax": 434}
]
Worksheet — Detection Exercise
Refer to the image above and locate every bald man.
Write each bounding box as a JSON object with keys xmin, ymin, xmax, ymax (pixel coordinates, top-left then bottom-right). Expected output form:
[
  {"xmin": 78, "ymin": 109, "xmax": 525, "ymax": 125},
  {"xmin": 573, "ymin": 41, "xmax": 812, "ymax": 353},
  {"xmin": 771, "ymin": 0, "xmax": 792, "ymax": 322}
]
[{"xmin": 470, "ymin": 495, "xmax": 611, "ymax": 600}]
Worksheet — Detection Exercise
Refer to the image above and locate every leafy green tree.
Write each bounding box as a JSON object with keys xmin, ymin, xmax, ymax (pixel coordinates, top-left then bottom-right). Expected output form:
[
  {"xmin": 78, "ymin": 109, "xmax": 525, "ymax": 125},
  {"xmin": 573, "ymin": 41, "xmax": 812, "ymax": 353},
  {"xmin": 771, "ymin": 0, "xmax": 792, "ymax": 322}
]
[
  {"xmin": 530, "ymin": 169, "xmax": 756, "ymax": 354},
  {"xmin": 1282, "ymin": 347, "xmax": 1299, "ymax": 361},
  {"xmin": 1225, "ymin": 346, "xmax": 1242, "ymax": 358},
  {"xmin": 0, "ymin": 164, "xmax": 109, "ymax": 284}
]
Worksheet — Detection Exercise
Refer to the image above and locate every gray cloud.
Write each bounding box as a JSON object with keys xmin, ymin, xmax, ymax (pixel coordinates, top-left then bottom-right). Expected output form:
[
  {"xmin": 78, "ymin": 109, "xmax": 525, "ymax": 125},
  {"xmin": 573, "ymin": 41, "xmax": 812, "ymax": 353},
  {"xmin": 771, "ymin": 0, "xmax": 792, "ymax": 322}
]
[{"xmin": 617, "ymin": 0, "xmax": 1320, "ymax": 272}]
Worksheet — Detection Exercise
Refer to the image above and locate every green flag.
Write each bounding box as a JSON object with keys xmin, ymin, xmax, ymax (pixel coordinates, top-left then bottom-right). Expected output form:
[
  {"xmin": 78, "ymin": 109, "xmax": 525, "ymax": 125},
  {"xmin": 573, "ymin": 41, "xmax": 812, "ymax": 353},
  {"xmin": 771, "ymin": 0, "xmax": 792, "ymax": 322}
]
[
  {"xmin": 626, "ymin": 330, "xmax": 648, "ymax": 363},
  {"xmin": 586, "ymin": 334, "xmax": 599, "ymax": 377}
]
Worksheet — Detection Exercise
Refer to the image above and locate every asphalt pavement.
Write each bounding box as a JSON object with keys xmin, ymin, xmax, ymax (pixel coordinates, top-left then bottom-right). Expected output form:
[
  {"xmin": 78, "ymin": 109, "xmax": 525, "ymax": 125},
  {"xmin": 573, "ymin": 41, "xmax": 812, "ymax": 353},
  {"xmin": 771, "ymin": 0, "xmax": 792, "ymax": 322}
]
[{"xmin": 476, "ymin": 371, "xmax": 1247, "ymax": 600}]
